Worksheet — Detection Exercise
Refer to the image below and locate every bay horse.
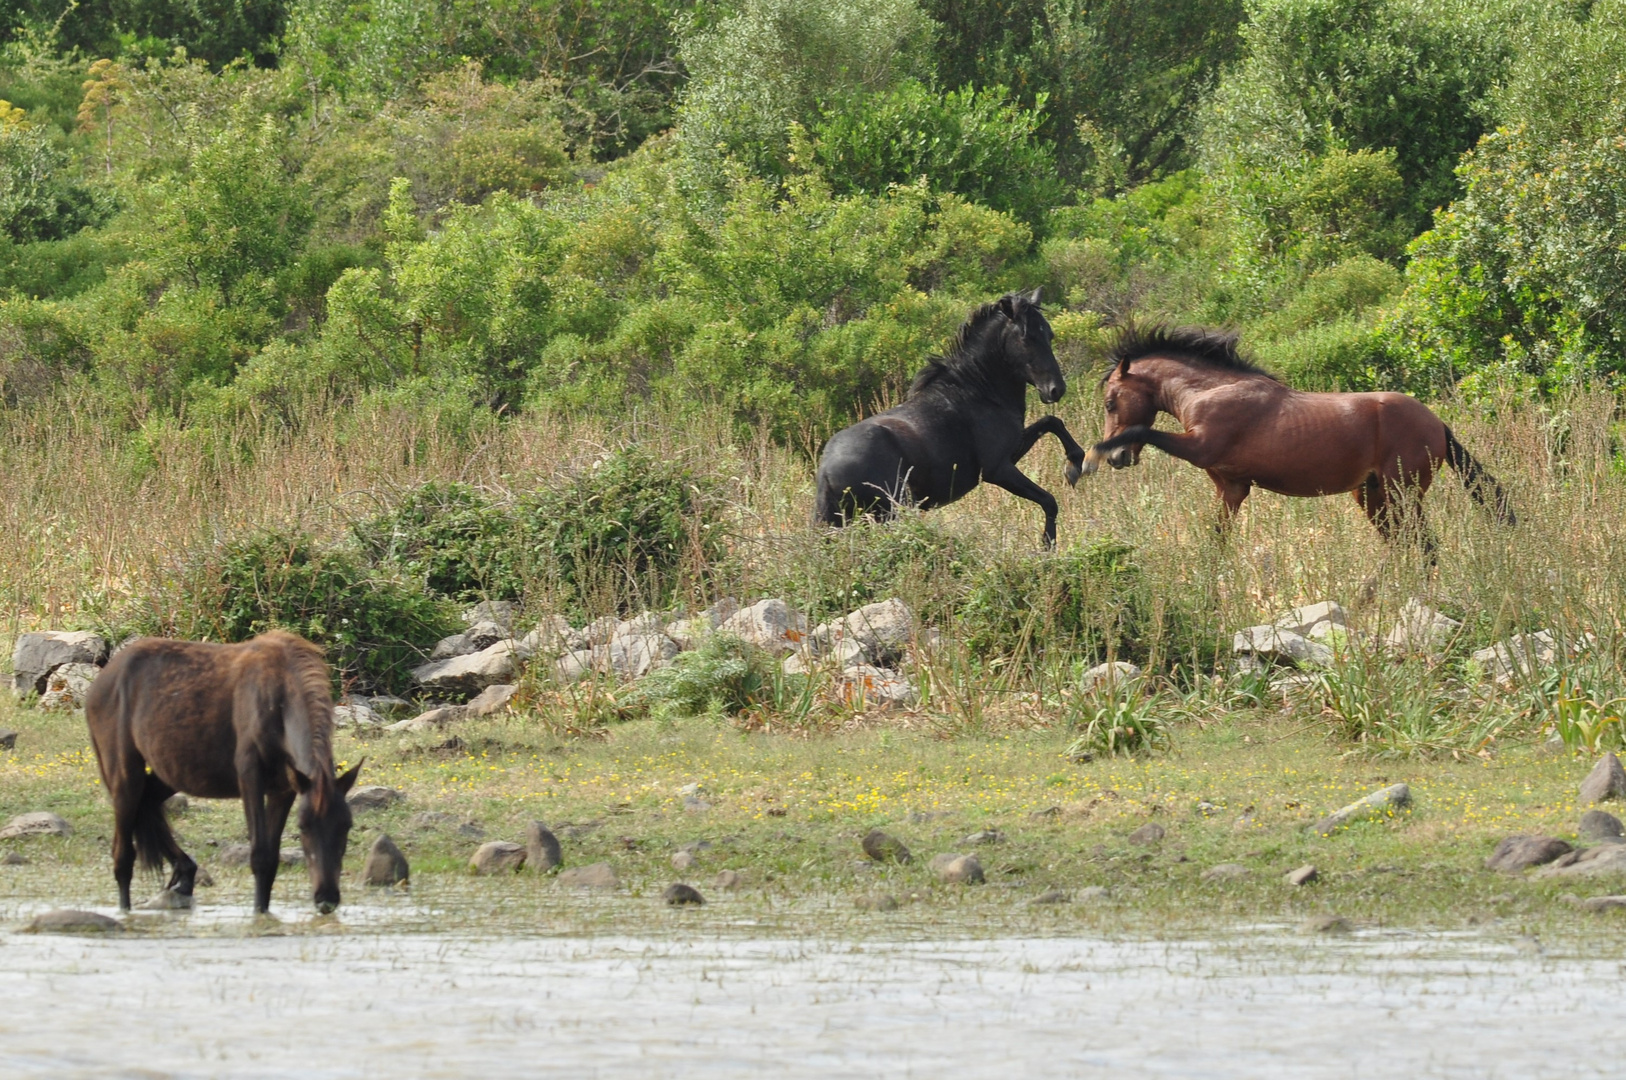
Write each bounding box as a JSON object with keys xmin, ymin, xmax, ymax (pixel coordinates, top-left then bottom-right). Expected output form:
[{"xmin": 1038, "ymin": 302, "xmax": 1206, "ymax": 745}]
[
  {"xmin": 1080, "ymin": 325, "xmax": 1515, "ymax": 547},
  {"xmin": 814, "ymin": 289, "xmax": 1089, "ymax": 547},
  {"xmin": 85, "ymin": 630, "xmax": 361, "ymax": 915}
]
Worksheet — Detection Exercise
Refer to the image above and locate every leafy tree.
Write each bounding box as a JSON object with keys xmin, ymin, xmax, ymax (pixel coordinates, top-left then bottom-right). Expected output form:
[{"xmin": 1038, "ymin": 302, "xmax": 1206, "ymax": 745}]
[
  {"xmin": 1, "ymin": 0, "xmax": 288, "ymax": 68},
  {"xmin": 0, "ymin": 103, "xmax": 109, "ymax": 240}
]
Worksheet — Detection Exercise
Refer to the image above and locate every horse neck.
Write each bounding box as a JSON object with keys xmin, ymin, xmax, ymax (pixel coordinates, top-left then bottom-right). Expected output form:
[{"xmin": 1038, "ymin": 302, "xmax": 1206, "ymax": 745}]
[
  {"xmin": 958, "ymin": 329, "xmax": 1026, "ymax": 407},
  {"xmin": 1139, "ymin": 357, "xmax": 1254, "ymax": 425}
]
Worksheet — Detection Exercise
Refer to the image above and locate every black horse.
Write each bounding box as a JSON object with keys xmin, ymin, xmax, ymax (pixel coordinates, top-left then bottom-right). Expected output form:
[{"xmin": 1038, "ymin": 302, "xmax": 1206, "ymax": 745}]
[{"xmin": 814, "ymin": 289, "xmax": 1088, "ymax": 546}]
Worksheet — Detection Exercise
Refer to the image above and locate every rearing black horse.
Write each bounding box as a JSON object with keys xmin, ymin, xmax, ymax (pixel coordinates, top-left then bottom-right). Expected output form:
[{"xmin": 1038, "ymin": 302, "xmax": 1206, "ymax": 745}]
[{"xmin": 814, "ymin": 289, "xmax": 1088, "ymax": 546}]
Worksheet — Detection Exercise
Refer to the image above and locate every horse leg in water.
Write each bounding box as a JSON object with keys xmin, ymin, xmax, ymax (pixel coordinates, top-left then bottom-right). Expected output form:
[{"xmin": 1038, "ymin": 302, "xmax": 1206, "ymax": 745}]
[
  {"xmin": 106, "ymin": 752, "xmax": 146, "ymax": 912},
  {"xmin": 1013, "ymin": 416, "xmax": 1089, "ymax": 486},
  {"xmin": 984, "ymin": 460, "xmax": 1060, "ymax": 548}
]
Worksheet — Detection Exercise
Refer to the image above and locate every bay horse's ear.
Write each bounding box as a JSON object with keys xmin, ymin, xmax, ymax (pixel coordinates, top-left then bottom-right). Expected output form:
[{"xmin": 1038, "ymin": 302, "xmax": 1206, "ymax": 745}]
[
  {"xmin": 1117, "ymin": 355, "xmax": 1134, "ymax": 378},
  {"xmin": 337, "ymin": 759, "xmax": 363, "ymax": 795}
]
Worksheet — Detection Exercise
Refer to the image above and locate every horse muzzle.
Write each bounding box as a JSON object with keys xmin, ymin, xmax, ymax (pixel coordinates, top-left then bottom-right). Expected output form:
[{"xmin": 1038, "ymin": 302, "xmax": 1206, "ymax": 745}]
[{"xmin": 1038, "ymin": 381, "xmax": 1064, "ymax": 405}]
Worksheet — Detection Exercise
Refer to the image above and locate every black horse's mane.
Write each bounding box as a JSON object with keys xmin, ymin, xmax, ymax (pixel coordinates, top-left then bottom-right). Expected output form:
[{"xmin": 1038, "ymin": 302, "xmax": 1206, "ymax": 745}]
[
  {"xmin": 1107, "ymin": 323, "xmax": 1281, "ymax": 383},
  {"xmin": 908, "ymin": 299, "xmax": 1010, "ymax": 397}
]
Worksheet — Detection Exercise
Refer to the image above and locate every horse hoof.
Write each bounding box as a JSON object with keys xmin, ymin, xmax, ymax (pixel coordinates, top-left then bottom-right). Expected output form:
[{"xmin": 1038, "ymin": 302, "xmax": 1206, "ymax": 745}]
[
  {"xmin": 1065, "ymin": 461, "xmax": 1083, "ymax": 487},
  {"xmin": 136, "ymin": 888, "xmax": 193, "ymax": 911}
]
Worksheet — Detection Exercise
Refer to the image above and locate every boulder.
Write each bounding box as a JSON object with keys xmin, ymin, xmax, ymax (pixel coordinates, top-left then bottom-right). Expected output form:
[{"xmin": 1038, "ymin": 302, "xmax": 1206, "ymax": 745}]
[
  {"xmin": 0, "ymin": 811, "xmax": 71, "ymax": 839},
  {"xmin": 1126, "ymin": 822, "xmax": 1165, "ymax": 845},
  {"xmin": 580, "ymin": 616, "xmax": 619, "ymax": 647},
  {"xmin": 1486, "ymin": 835, "xmax": 1572, "ymax": 873},
  {"xmin": 469, "ymin": 841, "xmax": 527, "ymax": 874},
  {"xmin": 614, "ymin": 612, "xmax": 666, "ymax": 638},
  {"xmin": 1385, "ymin": 599, "xmax": 1461, "ymax": 654},
  {"xmin": 1081, "ymin": 661, "xmax": 1141, "ymax": 692},
  {"xmin": 782, "ymin": 635, "xmax": 866, "ymax": 676},
  {"xmin": 27, "ymin": 909, "xmax": 123, "ymax": 933},
  {"xmin": 861, "ymin": 829, "xmax": 912, "ymax": 864},
  {"xmin": 1533, "ymin": 844, "xmax": 1626, "ymax": 879},
  {"xmin": 1315, "ymin": 783, "xmax": 1412, "ymax": 835},
  {"xmin": 1579, "ymin": 753, "xmax": 1626, "ymax": 805},
  {"xmin": 386, "ymin": 705, "xmax": 467, "ymax": 733},
  {"xmin": 411, "ymin": 640, "xmax": 518, "ymax": 694},
  {"xmin": 1232, "ymin": 625, "xmax": 1333, "ymax": 667},
  {"xmin": 516, "ymin": 616, "xmax": 586, "ymax": 659},
  {"xmin": 829, "ymin": 666, "xmax": 916, "ymax": 711},
  {"xmin": 606, "ymin": 632, "xmax": 680, "ymax": 680},
  {"xmin": 347, "ymin": 786, "xmax": 404, "ymax": 812},
  {"xmin": 1285, "ymin": 864, "xmax": 1319, "ymax": 886},
  {"xmin": 332, "ymin": 703, "xmax": 386, "ymax": 729},
  {"xmin": 466, "ymin": 683, "xmax": 517, "ymax": 717},
  {"xmin": 1579, "ymin": 810, "xmax": 1625, "ymax": 842},
  {"xmin": 714, "ymin": 869, "xmax": 744, "ymax": 891},
  {"xmin": 671, "ymin": 850, "xmax": 697, "ymax": 871},
  {"xmin": 11, "ymin": 630, "xmax": 108, "ymax": 695},
  {"xmin": 666, "ymin": 599, "xmax": 740, "ymax": 650},
  {"xmin": 462, "ymin": 601, "xmax": 518, "ymax": 631},
  {"xmin": 554, "ymin": 649, "xmax": 597, "ymax": 683},
  {"xmin": 1274, "ymin": 601, "xmax": 1348, "ymax": 639},
  {"xmin": 718, "ymin": 599, "xmax": 807, "ymax": 655},
  {"xmin": 557, "ymin": 862, "xmax": 618, "ymax": 889},
  {"xmin": 37, "ymin": 662, "xmax": 100, "ymax": 711},
  {"xmin": 525, "ymin": 821, "xmax": 562, "ymax": 872},
  {"xmin": 0, "ymin": 729, "xmax": 15, "ymax": 750},
  {"xmin": 362, "ymin": 834, "xmax": 410, "ymax": 886},
  {"xmin": 809, "ymin": 599, "xmax": 915, "ymax": 665},
  {"xmin": 929, "ymin": 853, "xmax": 984, "ymax": 884},
  {"xmin": 663, "ymin": 883, "xmax": 705, "ymax": 905},
  {"xmin": 1471, "ymin": 630, "xmax": 1588, "ymax": 685}
]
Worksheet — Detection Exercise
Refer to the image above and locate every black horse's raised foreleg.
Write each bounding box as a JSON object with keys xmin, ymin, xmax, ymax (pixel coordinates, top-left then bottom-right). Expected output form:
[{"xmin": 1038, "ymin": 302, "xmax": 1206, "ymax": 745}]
[
  {"xmin": 985, "ymin": 462, "xmax": 1060, "ymax": 548},
  {"xmin": 1013, "ymin": 415, "xmax": 1089, "ymax": 486}
]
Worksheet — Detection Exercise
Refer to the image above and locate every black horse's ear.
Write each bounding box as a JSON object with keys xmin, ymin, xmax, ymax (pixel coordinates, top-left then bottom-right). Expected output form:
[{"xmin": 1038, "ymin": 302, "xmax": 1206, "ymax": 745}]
[
  {"xmin": 337, "ymin": 759, "xmax": 363, "ymax": 794},
  {"xmin": 1026, "ymin": 286, "xmax": 1043, "ymax": 307},
  {"xmin": 997, "ymin": 293, "xmax": 1018, "ymax": 321}
]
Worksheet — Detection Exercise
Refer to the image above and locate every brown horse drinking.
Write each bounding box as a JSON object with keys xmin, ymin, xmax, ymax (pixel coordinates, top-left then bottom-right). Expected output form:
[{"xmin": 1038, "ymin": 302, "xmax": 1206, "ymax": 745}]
[
  {"xmin": 85, "ymin": 630, "xmax": 361, "ymax": 915},
  {"xmin": 1081, "ymin": 326, "xmax": 1514, "ymax": 547}
]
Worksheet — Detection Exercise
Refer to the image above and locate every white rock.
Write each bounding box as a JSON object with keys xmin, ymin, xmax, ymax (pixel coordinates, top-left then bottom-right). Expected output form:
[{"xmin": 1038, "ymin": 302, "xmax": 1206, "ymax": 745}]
[
  {"xmin": 554, "ymin": 649, "xmax": 598, "ymax": 683},
  {"xmin": 666, "ymin": 600, "xmax": 738, "ymax": 651},
  {"xmin": 1081, "ymin": 661, "xmax": 1142, "ymax": 692},
  {"xmin": 11, "ymin": 631, "xmax": 108, "ymax": 695},
  {"xmin": 462, "ymin": 601, "xmax": 517, "ymax": 631},
  {"xmin": 466, "ymin": 683, "xmax": 517, "ymax": 716},
  {"xmin": 614, "ymin": 612, "xmax": 666, "ymax": 638},
  {"xmin": 809, "ymin": 599, "xmax": 916, "ymax": 664},
  {"xmin": 580, "ymin": 616, "xmax": 619, "ymax": 646},
  {"xmin": 1232, "ymin": 625, "xmax": 1333, "ymax": 667},
  {"xmin": 607, "ymin": 633, "xmax": 679, "ymax": 680},
  {"xmin": 830, "ymin": 665, "xmax": 917, "ymax": 711},
  {"xmin": 1274, "ymin": 601, "xmax": 1348, "ymax": 639},
  {"xmin": 411, "ymin": 640, "xmax": 518, "ymax": 693},
  {"xmin": 332, "ymin": 703, "xmax": 386, "ymax": 729},
  {"xmin": 719, "ymin": 599, "xmax": 808, "ymax": 656},
  {"xmin": 1385, "ymin": 599, "xmax": 1460, "ymax": 654},
  {"xmin": 0, "ymin": 811, "xmax": 71, "ymax": 839},
  {"xmin": 386, "ymin": 705, "xmax": 467, "ymax": 732},
  {"xmin": 783, "ymin": 636, "xmax": 867, "ymax": 676},
  {"xmin": 1472, "ymin": 630, "xmax": 1589, "ymax": 685},
  {"xmin": 516, "ymin": 616, "xmax": 585, "ymax": 659},
  {"xmin": 37, "ymin": 662, "xmax": 100, "ymax": 711}
]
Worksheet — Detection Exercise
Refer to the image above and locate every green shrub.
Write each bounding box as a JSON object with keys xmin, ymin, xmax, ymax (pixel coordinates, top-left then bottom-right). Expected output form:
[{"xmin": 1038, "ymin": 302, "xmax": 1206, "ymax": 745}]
[
  {"xmin": 1064, "ymin": 682, "xmax": 1172, "ymax": 758},
  {"xmin": 352, "ymin": 481, "xmax": 522, "ymax": 603},
  {"xmin": 752, "ymin": 512, "xmax": 970, "ymax": 623},
  {"xmin": 624, "ymin": 633, "xmax": 791, "ymax": 718},
  {"xmin": 116, "ymin": 527, "xmax": 461, "ymax": 693},
  {"xmin": 959, "ymin": 539, "xmax": 1147, "ymax": 666}
]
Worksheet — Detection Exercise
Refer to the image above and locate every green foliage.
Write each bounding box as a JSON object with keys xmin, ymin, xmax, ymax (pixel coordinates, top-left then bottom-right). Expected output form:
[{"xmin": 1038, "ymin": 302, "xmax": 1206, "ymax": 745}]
[
  {"xmin": 811, "ymin": 81, "xmax": 1064, "ymax": 228},
  {"xmin": 4, "ymin": 0, "xmax": 288, "ymax": 68},
  {"xmin": 624, "ymin": 633, "xmax": 790, "ymax": 718},
  {"xmin": 675, "ymin": 0, "xmax": 934, "ymax": 187},
  {"xmin": 1064, "ymin": 682, "xmax": 1172, "ymax": 758},
  {"xmin": 754, "ymin": 511, "xmax": 970, "ymax": 623},
  {"xmin": 357, "ymin": 446, "xmax": 726, "ymax": 616},
  {"xmin": 960, "ymin": 540, "xmax": 1147, "ymax": 666},
  {"xmin": 115, "ymin": 526, "xmax": 461, "ymax": 693},
  {"xmin": 1311, "ymin": 653, "xmax": 1491, "ymax": 757},
  {"xmin": 0, "ymin": 118, "xmax": 109, "ymax": 241}
]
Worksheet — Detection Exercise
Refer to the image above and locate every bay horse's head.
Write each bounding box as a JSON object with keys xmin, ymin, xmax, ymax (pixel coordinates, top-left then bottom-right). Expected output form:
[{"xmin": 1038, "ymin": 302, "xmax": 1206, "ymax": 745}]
[
  {"xmin": 294, "ymin": 760, "xmax": 362, "ymax": 914},
  {"xmin": 1097, "ymin": 352, "xmax": 1158, "ymax": 469},
  {"xmin": 997, "ymin": 288, "xmax": 1064, "ymax": 404}
]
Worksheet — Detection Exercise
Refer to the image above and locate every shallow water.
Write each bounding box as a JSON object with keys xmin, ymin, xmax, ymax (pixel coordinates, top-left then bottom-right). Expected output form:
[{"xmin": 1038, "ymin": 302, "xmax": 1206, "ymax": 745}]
[{"xmin": 1, "ymin": 886, "xmax": 1618, "ymax": 1079}]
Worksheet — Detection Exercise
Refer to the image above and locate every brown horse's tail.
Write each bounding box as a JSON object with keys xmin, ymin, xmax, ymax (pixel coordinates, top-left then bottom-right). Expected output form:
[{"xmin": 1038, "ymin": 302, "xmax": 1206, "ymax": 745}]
[
  {"xmin": 131, "ymin": 776, "xmax": 177, "ymax": 873},
  {"xmin": 1444, "ymin": 425, "xmax": 1516, "ymax": 526}
]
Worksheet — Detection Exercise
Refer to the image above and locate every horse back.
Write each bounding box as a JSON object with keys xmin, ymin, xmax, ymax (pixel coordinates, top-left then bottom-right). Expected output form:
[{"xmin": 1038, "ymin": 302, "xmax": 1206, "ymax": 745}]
[{"xmin": 85, "ymin": 632, "xmax": 333, "ymax": 800}]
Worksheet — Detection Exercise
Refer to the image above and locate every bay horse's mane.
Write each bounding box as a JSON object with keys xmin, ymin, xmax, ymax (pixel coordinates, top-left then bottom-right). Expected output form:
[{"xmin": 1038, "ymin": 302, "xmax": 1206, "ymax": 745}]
[
  {"xmin": 261, "ymin": 629, "xmax": 338, "ymax": 810},
  {"xmin": 1108, "ymin": 323, "xmax": 1282, "ymax": 384},
  {"xmin": 908, "ymin": 299, "xmax": 1011, "ymax": 397}
]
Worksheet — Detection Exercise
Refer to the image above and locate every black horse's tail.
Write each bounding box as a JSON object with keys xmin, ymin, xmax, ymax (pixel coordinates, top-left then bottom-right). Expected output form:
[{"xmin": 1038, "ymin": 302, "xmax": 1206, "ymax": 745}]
[
  {"xmin": 1444, "ymin": 425, "xmax": 1516, "ymax": 526},
  {"xmin": 130, "ymin": 780, "xmax": 177, "ymax": 873}
]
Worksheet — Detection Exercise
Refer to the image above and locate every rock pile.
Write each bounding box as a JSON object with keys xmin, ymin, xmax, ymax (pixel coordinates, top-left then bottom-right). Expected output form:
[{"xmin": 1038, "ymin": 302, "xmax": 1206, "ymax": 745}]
[{"xmin": 11, "ymin": 630, "xmax": 110, "ymax": 709}]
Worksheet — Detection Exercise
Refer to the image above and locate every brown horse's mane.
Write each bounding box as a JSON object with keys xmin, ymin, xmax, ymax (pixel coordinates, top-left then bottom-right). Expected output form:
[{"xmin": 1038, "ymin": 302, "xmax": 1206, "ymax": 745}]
[
  {"xmin": 1107, "ymin": 323, "xmax": 1282, "ymax": 384},
  {"xmin": 908, "ymin": 299, "xmax": 1008, "ymax": 396},
  {"xmin": 261, "ymin": 630, "xmax": 338, "ymax": 810}
]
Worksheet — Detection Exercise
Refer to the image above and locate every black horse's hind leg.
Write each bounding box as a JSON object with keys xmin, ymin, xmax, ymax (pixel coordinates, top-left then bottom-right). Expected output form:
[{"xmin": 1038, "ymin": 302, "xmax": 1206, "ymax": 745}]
[
  {"xmin": 985, "ymin": 462, "xmax": 1060, "ymax": 548},
  {"xmin": 1013, "ymin": 416, "xmax": 1088, "ymax": 485}
]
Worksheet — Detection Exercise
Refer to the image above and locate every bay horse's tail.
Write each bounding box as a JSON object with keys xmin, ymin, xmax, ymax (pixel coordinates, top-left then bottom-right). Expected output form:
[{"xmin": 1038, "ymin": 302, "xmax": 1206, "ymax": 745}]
[
  {"xmin": 130, "ymin": 781, "xmax": 178, "ymax": 873},
  {"xmin": 1443, "ymin": 425, "xmax": 1516, "ymax": 526}
]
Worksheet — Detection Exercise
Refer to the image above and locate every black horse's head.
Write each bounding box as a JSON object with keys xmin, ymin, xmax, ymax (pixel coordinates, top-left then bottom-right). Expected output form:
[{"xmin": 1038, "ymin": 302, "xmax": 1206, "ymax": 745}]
[
  {"xmin": 295, "ymin": 760, "xmax": 361, "ymax": 914},
  {"xmin": 997, "ymin": 289, "xmax": 1064, "ymax": 404}
]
